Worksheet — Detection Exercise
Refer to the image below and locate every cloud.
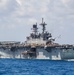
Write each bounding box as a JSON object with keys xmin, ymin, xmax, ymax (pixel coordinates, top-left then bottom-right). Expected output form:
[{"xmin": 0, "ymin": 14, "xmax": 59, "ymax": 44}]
[
  {"xmin": 0, "ymin": 0, "xmax": 74, "ymax": 43},
  {"xmin": 61, "ymin": 0, "xmax": 74, "ymax": 10},
  {"xmin": 16, "ymin": 0, "xmax": 22, "ymax": 6},
  {"xmin": 61, "ymin": 0, "xmax": 70, "ymax": 4},
  {"xmin": 0, "ymin": 0, "xmax": 9, "ymax": 7}
]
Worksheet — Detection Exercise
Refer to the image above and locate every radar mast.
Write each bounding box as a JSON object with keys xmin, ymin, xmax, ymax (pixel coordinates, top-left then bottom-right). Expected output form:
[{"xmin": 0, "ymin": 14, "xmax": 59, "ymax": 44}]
[{"xmin": 40, "ymin": 18, "xmax": 47, "ymax": 34}]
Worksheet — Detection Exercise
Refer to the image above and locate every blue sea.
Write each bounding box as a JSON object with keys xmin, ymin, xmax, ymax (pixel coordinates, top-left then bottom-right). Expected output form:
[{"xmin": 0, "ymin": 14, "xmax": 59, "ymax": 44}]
[{"xmin": 0, "ymin": 59, "xmax": 74, "ymax": 75}]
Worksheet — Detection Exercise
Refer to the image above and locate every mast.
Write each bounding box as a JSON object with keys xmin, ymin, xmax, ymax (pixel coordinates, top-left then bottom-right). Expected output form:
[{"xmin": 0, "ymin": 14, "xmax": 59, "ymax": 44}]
[{"xmin": 40, "ymin": 18, "xmax": 47, "ymax": 34}]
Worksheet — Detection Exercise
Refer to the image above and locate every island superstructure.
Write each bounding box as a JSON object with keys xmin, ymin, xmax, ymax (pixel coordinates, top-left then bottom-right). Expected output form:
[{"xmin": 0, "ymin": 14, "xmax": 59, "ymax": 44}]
[{"xmin": 0, "ymin": 18, "xmax": 74, "ymax": 60}]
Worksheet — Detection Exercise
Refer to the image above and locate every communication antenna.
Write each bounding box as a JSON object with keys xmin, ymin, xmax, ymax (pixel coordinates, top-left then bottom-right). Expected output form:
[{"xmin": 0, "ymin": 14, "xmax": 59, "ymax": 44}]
[{"xmin": 40, "ymin": 18, "xmax": 47, "ymax": 34}]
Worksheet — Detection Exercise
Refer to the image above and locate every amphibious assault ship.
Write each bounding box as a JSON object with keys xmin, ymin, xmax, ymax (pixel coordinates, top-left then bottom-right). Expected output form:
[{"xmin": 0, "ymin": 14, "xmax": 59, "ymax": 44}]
[{"xmin": 0, "ymin": 18, "xmax": 74, "ymax": 60}]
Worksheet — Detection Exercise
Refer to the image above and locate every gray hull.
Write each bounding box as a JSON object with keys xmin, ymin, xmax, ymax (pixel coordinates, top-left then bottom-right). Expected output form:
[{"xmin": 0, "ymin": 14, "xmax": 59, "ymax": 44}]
[{"xmin": 0, "ymin": 47, "xmax": 74, "ymax": 60}]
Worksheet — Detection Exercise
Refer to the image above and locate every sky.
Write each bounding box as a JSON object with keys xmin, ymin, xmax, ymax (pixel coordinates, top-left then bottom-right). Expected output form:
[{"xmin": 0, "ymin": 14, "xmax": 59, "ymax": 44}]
[{"xmin": 0, "ymin": 0, "xmax": 74, "ymax": 44}]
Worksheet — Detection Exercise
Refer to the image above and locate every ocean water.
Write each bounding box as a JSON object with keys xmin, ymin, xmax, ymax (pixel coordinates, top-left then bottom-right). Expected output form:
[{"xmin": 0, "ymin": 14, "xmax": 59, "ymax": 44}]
[{"xmin": 0, "ymin": 59, "xmax": 74, "ymax": 75}]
